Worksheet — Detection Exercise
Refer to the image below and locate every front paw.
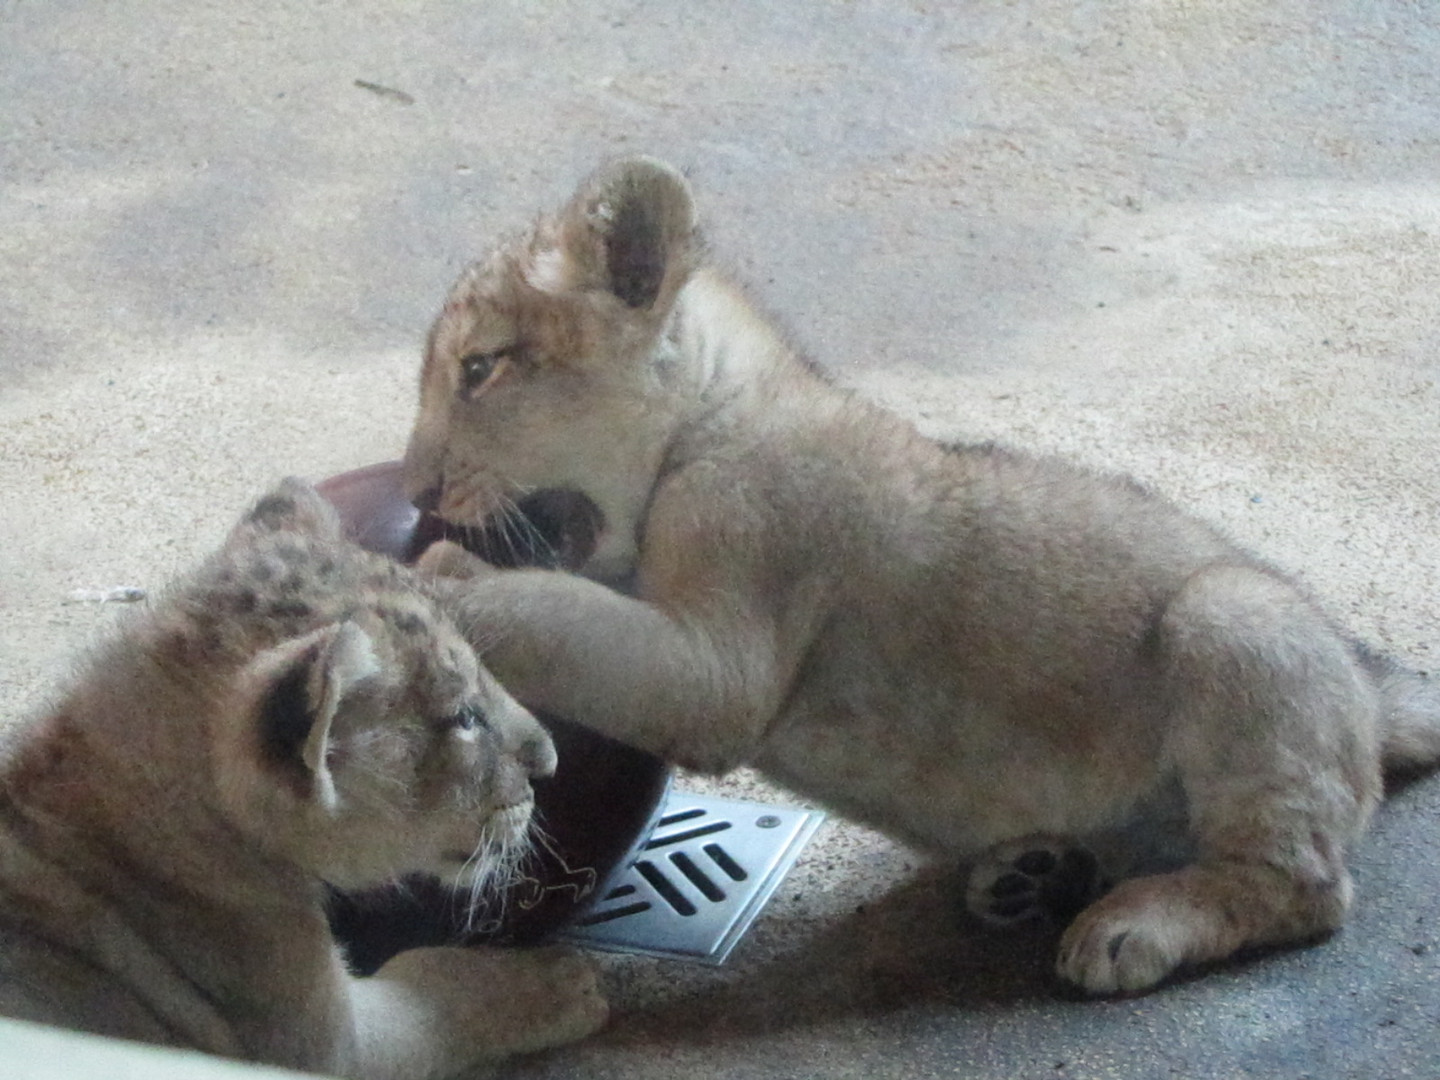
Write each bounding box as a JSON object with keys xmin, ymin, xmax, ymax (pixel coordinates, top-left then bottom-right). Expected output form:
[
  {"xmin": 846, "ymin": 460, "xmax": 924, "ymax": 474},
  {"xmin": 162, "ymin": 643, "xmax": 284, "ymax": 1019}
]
[
  {"xmin": 1056, "ymin": 889, "xmax": 1187, "ymax": 995},
  {"xmin": 376, "ymin": 945, "xmax": 608, "ymax": 1057},
  {"xmin": 505, "ymin": 945, "xmax": 610, "ymax": 1051},
  {"xmin": 416, "ymin": 539, "xmax": 500, "ymax": 582}
]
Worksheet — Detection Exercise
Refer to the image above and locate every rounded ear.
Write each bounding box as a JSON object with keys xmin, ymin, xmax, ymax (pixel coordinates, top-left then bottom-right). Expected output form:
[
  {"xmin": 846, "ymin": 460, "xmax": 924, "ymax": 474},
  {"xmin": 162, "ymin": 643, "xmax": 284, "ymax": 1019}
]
[
  {"xmin": 248, "ymin": 622, "xmax": 379, "ymax": 807},
  {"xmin": 229, "ymin": 478, "xmax": 343, "ymax": 546},
  {"xmin": 540, "ymin": 157, "xmax": 698, "ymax": 311}
]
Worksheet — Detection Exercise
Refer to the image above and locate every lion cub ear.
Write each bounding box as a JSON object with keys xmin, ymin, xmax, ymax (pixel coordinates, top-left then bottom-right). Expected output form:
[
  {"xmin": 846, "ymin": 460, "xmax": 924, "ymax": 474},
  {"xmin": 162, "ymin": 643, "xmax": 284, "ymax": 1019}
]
[
  {"xmin": 251, "ymin": 622, "xmax": 380, "ymax": 807},
  {"xmin": 539, "ymin": 157, "xmax": 698, "ymax": 312}
]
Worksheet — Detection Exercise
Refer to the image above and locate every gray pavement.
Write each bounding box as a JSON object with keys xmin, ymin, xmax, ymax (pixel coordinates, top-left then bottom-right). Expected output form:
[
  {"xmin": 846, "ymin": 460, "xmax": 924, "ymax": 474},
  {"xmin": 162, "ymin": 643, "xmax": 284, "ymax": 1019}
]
[{"xmin": 3, "ymin": 2, "xmax": 1440, "ymax": 1078}]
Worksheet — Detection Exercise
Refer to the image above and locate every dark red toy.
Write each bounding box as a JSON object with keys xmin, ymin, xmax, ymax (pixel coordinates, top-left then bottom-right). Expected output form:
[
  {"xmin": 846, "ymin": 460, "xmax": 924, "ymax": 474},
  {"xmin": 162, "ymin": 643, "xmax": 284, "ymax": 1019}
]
[{"xmin": 316, "ymin": 461, "xmax": 670, "ymax": 973}]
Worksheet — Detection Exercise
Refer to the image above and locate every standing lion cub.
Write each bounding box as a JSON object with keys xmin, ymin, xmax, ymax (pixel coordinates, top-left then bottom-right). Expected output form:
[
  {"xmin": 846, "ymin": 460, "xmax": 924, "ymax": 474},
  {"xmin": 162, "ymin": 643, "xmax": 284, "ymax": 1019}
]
[
  {"xmin": 0, "ymin": 480, "xmax": 606, "ymax": 1077},
  {"xmin": 403, "ymin": 158, "xmax": 1440, "ymax": 994}
]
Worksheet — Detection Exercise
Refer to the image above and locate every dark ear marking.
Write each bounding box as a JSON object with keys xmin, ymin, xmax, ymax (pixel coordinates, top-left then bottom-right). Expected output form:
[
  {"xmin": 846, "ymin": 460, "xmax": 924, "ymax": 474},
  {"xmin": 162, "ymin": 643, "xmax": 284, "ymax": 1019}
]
[
  {"xmin": 259, "ymin": 645, "xmax": 320, "ymax": 777},
  {"xmin": 570, "ymin": 158, "xmax": 696, "ymax": 311},
  {"xmin": 605, "ymin": 195, "xmax": 667, "ymax": 309}
]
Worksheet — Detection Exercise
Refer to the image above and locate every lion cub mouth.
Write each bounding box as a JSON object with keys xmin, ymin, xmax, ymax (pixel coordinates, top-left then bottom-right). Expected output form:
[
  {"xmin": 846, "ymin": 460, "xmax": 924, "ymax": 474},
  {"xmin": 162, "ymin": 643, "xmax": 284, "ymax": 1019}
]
[
  {"xmin": 416, "ymin": 489, "xmax": 603, "ymax": 572},
  {"xmin": 444, "ymin": 801, "xmax": 535, "ymax": 864}
]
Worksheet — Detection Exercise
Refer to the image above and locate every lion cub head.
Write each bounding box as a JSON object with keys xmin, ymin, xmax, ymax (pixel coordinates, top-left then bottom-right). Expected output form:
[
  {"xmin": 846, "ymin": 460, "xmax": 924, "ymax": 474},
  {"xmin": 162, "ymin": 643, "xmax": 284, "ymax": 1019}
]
[
  {"xmin": 402, "ymin": 158, "xmax": 699, "ymax": 582},
  {"xmin": 172, "ymin": 479, "xmax": 555, "ymax": 897}
]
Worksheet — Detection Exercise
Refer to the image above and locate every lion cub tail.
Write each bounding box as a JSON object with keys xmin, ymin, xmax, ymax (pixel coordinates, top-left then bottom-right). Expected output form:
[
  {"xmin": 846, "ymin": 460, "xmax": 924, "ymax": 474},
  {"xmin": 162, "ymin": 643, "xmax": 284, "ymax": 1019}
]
[{"xmin": 1359, "ymin": 647, "xmax": 1440, "ymax": 775}]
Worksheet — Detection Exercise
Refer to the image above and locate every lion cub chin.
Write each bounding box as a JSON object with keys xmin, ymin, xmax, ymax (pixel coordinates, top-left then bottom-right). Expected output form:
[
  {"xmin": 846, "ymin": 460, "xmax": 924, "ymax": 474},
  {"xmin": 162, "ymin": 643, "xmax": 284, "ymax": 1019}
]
[
  {"xmin": 0, "ymin": 480, "xmax": 606, "ymax": 1079},
  {"xmin": 403, "ymin": 157, "xmax": 1440, "ymax": 995}
]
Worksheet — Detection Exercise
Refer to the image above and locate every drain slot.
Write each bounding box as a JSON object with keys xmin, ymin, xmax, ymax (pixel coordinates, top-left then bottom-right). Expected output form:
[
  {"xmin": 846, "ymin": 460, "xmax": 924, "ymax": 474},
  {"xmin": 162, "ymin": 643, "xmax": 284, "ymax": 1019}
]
[
  {"xmin": 562, "ymin": 792, "xmax": 824, "ymax": 965},
  {"xmin": 657, "ymin": 808, "xmax": 707, "ymax": 826},
  {"xmin": 576, "ymin": 900, "xmax": 652, "ymax": 926},
  {"xmin": 635, "ymin": 859, "xmax": 697, "ymax": 916},
  {"xmin": 670, "ymin": 851, "xmax": 727, "ymax": 902},
  {"xmin": 704, "ymin": 843, "xmax": 747, "ymax": 881},
  {"xmin": 645, "ymin": 821, "xmax": 732, "ymax": 849}
]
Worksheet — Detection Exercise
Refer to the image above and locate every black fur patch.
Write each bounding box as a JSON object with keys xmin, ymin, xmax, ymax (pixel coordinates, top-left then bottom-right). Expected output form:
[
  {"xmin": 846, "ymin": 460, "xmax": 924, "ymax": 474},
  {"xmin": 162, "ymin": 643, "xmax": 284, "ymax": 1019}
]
[
  {"xmin": 605, "ymin": 197, "xmax": 665, "ymax": 309},
  {"xmin": 248, "ymin": 495, "xmax": 297, "ymax": 529},
  {"xmin": 259, "ymin": 648, "xmax": 319, "ymax": 779},
  {"xmin": 267, "ymin": 599, "xmax": 315, "ymax": 621},
  {"xmin": 378, "ymin": 605, "xmax": 426, "ymax": 636}
]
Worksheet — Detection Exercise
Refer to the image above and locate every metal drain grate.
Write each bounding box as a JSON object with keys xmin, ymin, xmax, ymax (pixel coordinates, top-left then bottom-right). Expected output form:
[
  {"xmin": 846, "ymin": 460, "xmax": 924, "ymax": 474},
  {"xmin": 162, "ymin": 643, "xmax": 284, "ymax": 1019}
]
[{"xmin": 560, "ymin": 791, "xmax": 824, "ymax": 965}]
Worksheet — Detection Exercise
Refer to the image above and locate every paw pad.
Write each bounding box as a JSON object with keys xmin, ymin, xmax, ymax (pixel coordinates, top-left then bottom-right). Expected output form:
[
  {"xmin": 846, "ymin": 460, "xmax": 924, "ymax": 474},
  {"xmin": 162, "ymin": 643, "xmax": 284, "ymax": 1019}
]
[{"xmin": 967, "ymin": 841, "xmax": 1105, "ymax": 929}]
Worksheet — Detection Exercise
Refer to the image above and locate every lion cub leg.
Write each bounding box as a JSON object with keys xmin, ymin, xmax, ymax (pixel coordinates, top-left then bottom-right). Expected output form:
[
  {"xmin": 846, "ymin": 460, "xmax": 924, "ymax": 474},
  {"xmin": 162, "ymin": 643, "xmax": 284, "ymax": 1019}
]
[
  {"xmin": 346, "ymin": 945, "xmax": 607, "ymax": 1080},
  {"xmin": 1057, "ymin": 566, "xmax": 1383, "ymax": 994}
]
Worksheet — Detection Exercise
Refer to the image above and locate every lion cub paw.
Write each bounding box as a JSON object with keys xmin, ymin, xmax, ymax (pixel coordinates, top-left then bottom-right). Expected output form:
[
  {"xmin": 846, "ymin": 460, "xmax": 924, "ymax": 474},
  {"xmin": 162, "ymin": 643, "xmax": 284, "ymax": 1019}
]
[
  {"xmin": 377, "ymin": 944, "xmax": 608, "ymax": 1056},
  {"xmin": 416, "ymin": 539, "xmax": 498, "ymax": 582},
  {"xmin": 499, "ymin": 945, "xmax": 610, "ymax": 1051},
  {"xmin": 1054, "ymin": 882, "xmax": 1189, "ymax": 995},
  {"xmin": 966, "ymin": 836, "xmax": 1105, "ymax": 928}
]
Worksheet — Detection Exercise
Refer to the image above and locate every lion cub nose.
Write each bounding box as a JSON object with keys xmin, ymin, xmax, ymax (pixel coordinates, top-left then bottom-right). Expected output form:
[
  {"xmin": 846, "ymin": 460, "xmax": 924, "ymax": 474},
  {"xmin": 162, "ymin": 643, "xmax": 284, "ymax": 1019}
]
[
  {"xmin": 518, "ymin": 728, "xmax": 558, "ymax": 779},
  {"xmin": 491, "ymin": 701, "xmax": 558, "ymax": 780}
]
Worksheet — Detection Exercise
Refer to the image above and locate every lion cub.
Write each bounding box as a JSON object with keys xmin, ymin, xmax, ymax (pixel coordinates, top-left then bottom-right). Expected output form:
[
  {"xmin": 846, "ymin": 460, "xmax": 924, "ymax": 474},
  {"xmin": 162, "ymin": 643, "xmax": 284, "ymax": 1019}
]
[
  {"xmin": 402, "ymin": 158, "xmax": 1440, "ymax": 994},
  {"xmin": 0, "ymin": 480, "xmax": 605, "ymax": 1077}
]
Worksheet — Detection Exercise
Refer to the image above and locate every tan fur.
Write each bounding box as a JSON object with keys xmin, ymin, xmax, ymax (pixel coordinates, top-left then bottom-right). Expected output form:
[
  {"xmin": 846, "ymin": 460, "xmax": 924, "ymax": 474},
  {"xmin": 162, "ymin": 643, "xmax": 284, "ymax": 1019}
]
[
  {"xmin": 403, "ymin": 159, "xmax": 1440, "ymax": 994},
  {"xmin": 0, "ymin": 480, "xmax": 606, "ymax": 1076}
]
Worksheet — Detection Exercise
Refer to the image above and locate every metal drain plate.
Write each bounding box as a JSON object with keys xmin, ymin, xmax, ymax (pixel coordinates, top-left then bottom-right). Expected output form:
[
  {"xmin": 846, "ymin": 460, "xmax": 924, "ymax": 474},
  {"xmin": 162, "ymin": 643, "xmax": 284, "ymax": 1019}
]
[{"xmin": 560, "ymin": 791, "xmax": 824, "ymax": 965}]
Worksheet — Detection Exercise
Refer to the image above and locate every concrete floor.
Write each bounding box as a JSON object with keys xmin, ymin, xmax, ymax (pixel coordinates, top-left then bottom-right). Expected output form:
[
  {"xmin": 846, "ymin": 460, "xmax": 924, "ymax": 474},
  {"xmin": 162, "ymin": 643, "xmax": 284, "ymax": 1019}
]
[{"xmin": 4, "ymin": 2, "xmax": 1440, "ymax": 1077}]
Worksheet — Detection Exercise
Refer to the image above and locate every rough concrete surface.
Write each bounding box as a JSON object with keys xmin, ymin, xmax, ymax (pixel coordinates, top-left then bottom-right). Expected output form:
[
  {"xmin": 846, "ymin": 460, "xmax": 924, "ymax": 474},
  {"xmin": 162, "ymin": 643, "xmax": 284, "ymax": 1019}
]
[{"xmin": 3, "ymin": 2, "xmax": 1439, "ymax": 1078}]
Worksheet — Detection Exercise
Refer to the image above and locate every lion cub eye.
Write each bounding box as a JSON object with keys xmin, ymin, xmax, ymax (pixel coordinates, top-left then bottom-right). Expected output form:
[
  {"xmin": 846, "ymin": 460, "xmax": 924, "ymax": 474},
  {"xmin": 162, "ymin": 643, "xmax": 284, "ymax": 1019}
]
[
  {"xmin": 449, "ymin": 705, "xmax": 490, "ymax": 733},
  {"xmin": 458, "ymin": 346, "xmax": 520, "ymax": 396}
]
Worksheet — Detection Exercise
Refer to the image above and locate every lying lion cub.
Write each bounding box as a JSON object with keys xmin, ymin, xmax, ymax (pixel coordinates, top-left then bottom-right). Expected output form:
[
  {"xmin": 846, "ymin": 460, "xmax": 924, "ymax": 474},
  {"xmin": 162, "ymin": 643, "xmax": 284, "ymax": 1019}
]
[
  {"xmin": 403, "ymin": 158, "xmax": 1440, "ymax": 994},
  {"xmin": 0, "ymin": 480, "xmax": 605, "ymax": 1077}
]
